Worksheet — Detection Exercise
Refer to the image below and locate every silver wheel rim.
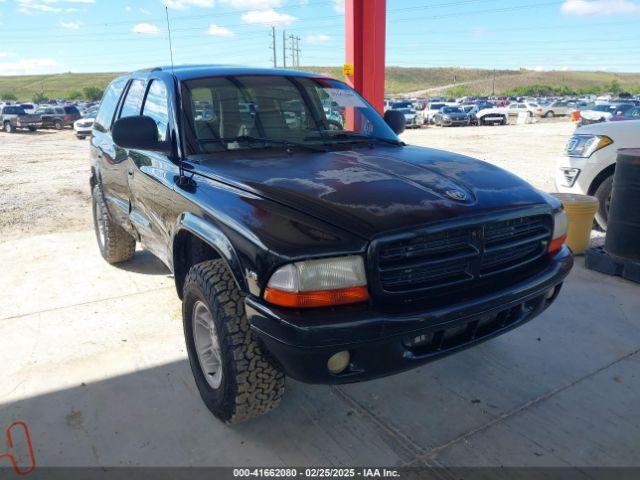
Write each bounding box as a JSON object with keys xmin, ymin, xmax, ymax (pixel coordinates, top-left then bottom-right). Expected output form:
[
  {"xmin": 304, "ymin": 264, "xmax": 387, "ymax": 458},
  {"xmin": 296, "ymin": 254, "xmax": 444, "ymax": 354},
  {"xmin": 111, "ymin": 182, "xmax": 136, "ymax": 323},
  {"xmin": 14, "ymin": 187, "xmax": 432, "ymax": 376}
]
[
  {"xmin": 94, "ymin": 199, "xmax": 106, "ymax": 249},
  {"xmin": 192, "ymin": 300, "xmax": 223, "ymax": 389}
]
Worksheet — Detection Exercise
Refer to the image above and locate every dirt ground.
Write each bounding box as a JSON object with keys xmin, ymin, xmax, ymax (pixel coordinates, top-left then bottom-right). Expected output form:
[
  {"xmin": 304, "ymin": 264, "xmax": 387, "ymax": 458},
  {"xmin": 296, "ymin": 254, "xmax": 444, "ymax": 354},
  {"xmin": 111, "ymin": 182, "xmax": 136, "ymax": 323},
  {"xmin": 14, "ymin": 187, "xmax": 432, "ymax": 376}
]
[
  {"xmin": 0, "ymin": 121, "xmax": 574, "ymax": 241},
  {"xmin": 0, "ymin": 129, "xmax": 92, "ymax": 240}
]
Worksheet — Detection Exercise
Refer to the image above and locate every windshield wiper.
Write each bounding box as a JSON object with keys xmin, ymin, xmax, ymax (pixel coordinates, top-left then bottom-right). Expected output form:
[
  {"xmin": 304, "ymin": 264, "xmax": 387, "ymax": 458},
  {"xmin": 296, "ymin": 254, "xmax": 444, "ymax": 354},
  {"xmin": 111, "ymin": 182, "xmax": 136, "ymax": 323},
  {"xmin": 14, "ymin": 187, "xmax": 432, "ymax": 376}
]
[
  {"xmin": 218, "ymin": 135, "xmax": 328, "ymax": 153},
  {"xmin": 315, "ymin": 132, "xmax": 404, "ymax": 147}
]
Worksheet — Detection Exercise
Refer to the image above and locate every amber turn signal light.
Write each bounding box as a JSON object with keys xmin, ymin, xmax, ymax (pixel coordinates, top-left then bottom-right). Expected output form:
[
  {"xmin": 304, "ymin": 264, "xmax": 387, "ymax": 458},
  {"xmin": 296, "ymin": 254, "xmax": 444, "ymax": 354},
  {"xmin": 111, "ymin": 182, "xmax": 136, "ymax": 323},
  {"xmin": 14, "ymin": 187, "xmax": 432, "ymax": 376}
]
[{"xmin": 264, "ymin": 286, "xmax": 370, "ymax": 308}]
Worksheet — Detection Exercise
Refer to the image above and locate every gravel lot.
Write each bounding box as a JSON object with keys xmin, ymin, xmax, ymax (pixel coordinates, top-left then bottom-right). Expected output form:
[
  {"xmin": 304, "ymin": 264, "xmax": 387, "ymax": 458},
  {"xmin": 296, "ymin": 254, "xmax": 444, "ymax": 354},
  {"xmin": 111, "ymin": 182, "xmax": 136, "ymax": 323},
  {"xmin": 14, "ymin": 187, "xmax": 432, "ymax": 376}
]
[{"xmin": 0, "ymin": 121, "xmax": 575, "ymax": 240}]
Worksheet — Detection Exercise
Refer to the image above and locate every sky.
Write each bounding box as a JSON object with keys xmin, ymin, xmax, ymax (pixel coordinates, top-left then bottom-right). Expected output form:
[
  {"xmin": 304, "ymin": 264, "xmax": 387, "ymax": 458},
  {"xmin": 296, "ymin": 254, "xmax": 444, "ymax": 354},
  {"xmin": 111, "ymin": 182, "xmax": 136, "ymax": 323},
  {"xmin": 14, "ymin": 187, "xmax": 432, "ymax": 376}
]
[{"xmin": 0, "ymin": 0, "xmax": 639, "ymax": 75}]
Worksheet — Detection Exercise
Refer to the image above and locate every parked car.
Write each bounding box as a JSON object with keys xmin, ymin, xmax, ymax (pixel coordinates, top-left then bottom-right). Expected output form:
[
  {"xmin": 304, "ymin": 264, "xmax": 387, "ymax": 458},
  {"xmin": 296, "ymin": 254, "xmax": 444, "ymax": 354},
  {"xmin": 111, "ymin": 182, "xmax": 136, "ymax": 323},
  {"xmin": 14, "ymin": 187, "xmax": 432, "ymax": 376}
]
[
  {"xmin": 474, "ymin": 105, "xmax": 508, "ymax": 126},
  {"xmin": 91, "ymin": 65, "xmax": 572, "ymax": 423},
  {"xmin": 74, "ymin": 106, "xmax": 99, "ymax": 139},
  {"xmin": 579, "ymin": 104, "xmax": 635, "ymax": 125},
  {"xmin": 535, "ymin": 101, "xmax": 572, "ymax": 118},
  {"xmin": 395, "ymin": 107, "xmax": 420, "ymax": 128},
  {"xmin": 433, "ymin": 106, "xmax": 470, "ymax": 127},
  {"xmin": 34, "ymin": 105, "xmax": 81, "ymax": 130},
  {"xmin": 505, "ymin": 102, "xmax": 536, "ymax": 118},
  {"xmin": 0, "ymin": 105, "xmax": 42, "ymax": 133},
  {"xmin": 609, "ymin": 106, "xmax": 640, "ymax": 122},
  {"xmin": 19, "ymin": 103, "xmax": 36, "ymax": 115},
  {"xmin": 418, "ymin": 102, "xmax": 447, "ymax": 125},
  {"xmin": 556, "ymin": 120, "xmax": 640, "ymax": 229}
]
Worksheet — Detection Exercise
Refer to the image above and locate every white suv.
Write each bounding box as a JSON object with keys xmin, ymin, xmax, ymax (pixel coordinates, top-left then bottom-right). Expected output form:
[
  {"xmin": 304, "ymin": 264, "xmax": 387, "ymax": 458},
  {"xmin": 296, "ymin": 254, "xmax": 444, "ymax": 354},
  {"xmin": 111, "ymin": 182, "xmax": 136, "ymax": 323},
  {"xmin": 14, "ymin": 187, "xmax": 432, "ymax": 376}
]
[{"xmin": 556, "ymin": 120, "xmax": 640, "ymax": 229}]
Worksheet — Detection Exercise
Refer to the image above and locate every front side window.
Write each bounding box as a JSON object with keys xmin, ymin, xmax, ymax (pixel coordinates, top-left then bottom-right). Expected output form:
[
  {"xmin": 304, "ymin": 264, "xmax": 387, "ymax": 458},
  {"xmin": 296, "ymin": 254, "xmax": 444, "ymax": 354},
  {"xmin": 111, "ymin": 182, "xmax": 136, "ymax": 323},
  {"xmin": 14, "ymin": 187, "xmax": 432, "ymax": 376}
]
[
  {"xmin": 95, "ymin": 79, "xmax": 126, "ymax": 132},
  {"xmin": 142, "ymin": 80, "xmax": 170, "ymax": 142},
  {"xmin": 120, "ymin": 79, "xmax": 146, "ymax": 119},
  {"xmin": 182, "ymin": 75, "xmax": 399, "ymax": 154}
]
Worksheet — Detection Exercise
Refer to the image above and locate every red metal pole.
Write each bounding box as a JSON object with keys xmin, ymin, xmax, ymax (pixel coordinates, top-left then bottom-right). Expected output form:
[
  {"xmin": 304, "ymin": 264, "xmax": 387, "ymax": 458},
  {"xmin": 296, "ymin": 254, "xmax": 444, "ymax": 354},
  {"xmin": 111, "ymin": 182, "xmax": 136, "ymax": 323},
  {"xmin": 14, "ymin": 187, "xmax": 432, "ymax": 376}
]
[{"xmin": 345, "ymin": 0, "xmax": 386, "ymax": 114}]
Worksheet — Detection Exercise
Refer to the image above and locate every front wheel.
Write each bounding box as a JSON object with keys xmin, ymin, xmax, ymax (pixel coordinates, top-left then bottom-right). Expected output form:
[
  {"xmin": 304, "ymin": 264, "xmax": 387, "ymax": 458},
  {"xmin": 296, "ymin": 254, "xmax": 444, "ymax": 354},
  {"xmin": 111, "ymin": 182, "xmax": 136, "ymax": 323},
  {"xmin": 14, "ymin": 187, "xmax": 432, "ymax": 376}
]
[
  {"xmin": 545, "ymin": 111, "xmax": 555, "ymax": 118},
  {"xmin": 183, "ymin": 260, "xmax": 285, "ymax": 423},
  {"xmin": 28, "ymin": 126, "xmax": 37, "ymax": 132},
  {"xmin": 5, "ymin": 122, "xmax": 14, "ymax": 133},
  {"xmin": 92, "ymin": 184, "xmax": 136, "ymax": 264},
  {"xmin": 594, "ymin": 175, "xmax": 613, "ymax": 230}
]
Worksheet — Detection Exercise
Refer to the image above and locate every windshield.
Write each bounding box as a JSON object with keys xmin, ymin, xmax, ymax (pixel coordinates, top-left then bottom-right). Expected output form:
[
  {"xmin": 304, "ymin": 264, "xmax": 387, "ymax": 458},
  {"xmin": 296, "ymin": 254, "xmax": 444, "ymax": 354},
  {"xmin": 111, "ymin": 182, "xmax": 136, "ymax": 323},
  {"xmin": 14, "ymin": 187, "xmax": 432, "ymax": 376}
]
[
  {"xmin": 442, "ymin": 107, "xmax": 462, "ymax": 113},
  {"xmin": 182, "ymin": 75, "xmax": 399, "ymax": 154}
]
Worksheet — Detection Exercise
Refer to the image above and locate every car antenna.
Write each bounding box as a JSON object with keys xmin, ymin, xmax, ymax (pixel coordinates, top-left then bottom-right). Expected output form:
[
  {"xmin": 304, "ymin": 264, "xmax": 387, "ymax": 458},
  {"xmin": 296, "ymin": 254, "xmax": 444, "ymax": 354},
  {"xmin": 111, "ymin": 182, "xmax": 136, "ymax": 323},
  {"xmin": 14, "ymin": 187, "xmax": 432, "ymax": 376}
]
[
  {"xmin": 165, "ymin": 6, "xmax": 190, "ymax": 186},
  {"xmin": 165, "ymin": 7, "xmax": 175, "ymax": 75}
]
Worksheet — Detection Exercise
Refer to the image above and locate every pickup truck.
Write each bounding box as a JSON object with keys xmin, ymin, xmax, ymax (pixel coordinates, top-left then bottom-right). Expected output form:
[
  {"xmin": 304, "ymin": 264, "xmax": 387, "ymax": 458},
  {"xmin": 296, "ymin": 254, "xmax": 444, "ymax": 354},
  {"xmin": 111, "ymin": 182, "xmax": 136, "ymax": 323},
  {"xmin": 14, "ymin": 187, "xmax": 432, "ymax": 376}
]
[
  {"xmin": 90, "ymin": 66, "xmax": 573, "ymax": 423},
  {"xmin": 0, "ymin": 105, "xmax": 41, "ymax": 133}
]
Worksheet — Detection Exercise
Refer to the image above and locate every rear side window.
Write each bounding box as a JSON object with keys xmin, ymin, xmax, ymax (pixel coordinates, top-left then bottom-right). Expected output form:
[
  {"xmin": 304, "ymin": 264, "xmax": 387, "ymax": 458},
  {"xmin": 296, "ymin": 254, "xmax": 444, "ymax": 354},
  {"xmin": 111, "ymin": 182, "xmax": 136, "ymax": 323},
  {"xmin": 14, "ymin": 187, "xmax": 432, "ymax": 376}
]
[
  {"xmin": 142, "ymin": 80, "xmax": 170, "ymax": 142},
  {"xmin": 95, "ymin": 79, "xmax": 126, "ymax": 132},
  {"xmin": 64, "ymin": 106, "xmax": 79, "ymax": 114},
  {"xmin": 55, "ymin": 108, "xmax": 64, "ymax": 114},
  {"xmin": 120, "ymin": 79, "xmax": 146, "ymax": 119}
]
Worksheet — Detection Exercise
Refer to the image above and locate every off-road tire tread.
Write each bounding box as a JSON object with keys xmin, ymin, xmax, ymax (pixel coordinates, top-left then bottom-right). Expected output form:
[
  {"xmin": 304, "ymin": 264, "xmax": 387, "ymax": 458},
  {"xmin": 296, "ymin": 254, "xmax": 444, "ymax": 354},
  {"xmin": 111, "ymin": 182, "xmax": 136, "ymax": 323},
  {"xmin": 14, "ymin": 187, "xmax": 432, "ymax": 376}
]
[
  {"xmin": 92, "ymin": 185, "xmax": 135, "ymax": 264},
  {"xmin": 184, "ymin": 260, "xmax": 285, "ymax": 423}
]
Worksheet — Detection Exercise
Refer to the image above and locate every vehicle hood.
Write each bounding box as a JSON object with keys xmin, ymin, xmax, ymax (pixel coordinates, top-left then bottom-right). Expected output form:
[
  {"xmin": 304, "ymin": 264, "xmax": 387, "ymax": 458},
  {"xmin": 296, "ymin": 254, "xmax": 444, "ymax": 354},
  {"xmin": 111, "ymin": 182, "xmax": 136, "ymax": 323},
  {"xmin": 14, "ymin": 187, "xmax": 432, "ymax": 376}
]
[{"xmin": 192, "ymin": 145, "xmax": 550, "ymax": 239}]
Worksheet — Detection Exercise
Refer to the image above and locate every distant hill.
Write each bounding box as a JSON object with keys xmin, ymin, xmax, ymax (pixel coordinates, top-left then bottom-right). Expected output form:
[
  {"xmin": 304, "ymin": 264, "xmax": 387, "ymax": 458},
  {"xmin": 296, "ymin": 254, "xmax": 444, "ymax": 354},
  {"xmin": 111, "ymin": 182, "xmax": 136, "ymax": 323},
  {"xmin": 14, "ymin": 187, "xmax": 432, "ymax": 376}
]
[{"xmin": 1, "ymin": 67, "xmax": 639, "ymax": 102}]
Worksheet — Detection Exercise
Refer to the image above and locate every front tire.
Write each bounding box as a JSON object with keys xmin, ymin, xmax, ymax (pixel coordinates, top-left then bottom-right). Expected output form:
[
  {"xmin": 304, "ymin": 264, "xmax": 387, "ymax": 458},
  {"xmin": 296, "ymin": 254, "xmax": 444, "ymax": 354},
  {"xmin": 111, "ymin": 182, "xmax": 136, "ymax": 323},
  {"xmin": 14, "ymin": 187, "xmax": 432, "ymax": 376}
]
[
  {"xmin": 594, "ymin": 175, "xmax": 613, "ymax": 230},
  {"xmin": 5, "ymin": 122, "xmax": 14, "ymax": 133},
  {"xmin": 28, "ymin": 126, "xmax": 37, "ymax": 132},
  {"xmin": 183, "ymin": 260, "xmax": 285, "ymax": 423},
  {"xmin": 92, "ymin": 184, "xmax": 136, "ymax": 264},
  {"xmin": 545, "ymin": 111, "xmax": 555, "ymax": 118}
]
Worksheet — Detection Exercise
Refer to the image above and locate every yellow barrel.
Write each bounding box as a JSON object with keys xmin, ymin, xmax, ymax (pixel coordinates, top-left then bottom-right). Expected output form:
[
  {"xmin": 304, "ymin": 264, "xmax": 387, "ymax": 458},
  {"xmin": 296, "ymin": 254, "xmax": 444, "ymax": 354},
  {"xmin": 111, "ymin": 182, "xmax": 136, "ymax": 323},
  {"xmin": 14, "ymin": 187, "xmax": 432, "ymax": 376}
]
[{"xmin": 551, "ymin": 193, "xmax": 599, "ymax": 255}]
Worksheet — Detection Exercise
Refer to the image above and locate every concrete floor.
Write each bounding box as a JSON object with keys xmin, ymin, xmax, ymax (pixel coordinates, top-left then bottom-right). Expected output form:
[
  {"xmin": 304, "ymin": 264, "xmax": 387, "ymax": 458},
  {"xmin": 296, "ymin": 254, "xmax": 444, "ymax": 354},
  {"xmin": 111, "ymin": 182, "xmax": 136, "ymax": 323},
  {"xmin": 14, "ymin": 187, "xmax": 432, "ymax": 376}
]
[{"xmin": 1, "ymin": 230, "xmax": 639, "ymax": 468}]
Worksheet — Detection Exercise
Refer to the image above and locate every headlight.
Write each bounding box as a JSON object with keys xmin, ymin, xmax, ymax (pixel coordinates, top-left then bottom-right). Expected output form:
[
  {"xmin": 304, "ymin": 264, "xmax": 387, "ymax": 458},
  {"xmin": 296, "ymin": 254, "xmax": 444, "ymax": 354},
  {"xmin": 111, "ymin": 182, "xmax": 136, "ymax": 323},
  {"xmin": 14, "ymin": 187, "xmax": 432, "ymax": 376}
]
[
  {"xmin": 565, "ymin": 134, "xmax": 612, "ymax": 158},
  {"xmin": 549, "ymin": 209, "xmax": 568, "ymax": 254},
  {"xmin": 264, "ymin": 256, "xmax": 369, "ymax": 308}
]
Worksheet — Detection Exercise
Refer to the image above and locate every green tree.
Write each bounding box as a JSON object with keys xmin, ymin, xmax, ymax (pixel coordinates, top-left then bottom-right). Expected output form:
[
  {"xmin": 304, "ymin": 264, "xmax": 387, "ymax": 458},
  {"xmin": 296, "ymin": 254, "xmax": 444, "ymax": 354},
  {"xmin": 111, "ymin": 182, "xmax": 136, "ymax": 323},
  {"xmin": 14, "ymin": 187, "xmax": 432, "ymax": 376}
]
[
  {"xmin": 33, "ymin": 92, "xmax": 49, "ymax": 104},
  {"xmin": 0, "ymin": 92, "xmax": 18, "ymax": 101},
  {"xmin": 608, "ymin": 80, "xmax": 622, "ymax": 95},
  {"xmin": 67, "ymin": 90, "xmax": 83, "ymax": 100},
  {"xmin": 83, "ymin": 86, "xmax": 104, "ymax": 101}
]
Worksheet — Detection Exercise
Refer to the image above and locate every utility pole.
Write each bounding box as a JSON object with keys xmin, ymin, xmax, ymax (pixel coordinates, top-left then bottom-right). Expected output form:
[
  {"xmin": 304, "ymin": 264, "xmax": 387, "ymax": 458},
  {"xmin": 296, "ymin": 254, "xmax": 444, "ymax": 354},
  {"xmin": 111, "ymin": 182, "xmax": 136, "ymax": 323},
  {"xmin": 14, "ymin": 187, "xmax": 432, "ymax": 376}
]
[
  {"xmin": 289, "ymin": 34, "xmax": 296, "ymax": 68},
  {"xmin": 492, "ymin": 68, "xmax": 496, "ymax": 96},
  {"xmin": 282, "ymin": 30, "xmax": 287, "ymax": 68},
  {"xmin": 270, "ymin": 27, "xmax": 277, "ymax": 68},
  {"xmin": 296, "ymin": 36, "xmax": 301, "ymax": 67}
]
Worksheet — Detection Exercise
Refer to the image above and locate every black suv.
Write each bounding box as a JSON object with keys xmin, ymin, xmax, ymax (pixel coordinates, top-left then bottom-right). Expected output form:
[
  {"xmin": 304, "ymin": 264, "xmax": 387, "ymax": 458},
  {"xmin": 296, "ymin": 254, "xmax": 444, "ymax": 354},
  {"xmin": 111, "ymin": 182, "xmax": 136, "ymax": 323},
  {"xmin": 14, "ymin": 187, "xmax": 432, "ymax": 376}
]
[
  {"xmin": 34, "ymin": 105, "xmax": 81, "ymax": 129},
  {"xmin": 90, "ymin": 66, "xmax": 573, "ymax": 423}
]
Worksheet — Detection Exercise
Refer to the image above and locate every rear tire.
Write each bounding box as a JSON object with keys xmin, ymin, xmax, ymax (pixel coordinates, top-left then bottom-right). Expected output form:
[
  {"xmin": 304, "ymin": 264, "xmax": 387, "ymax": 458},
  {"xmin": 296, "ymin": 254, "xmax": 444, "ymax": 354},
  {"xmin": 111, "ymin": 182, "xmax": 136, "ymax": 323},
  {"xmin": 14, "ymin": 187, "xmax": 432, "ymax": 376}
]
[
  {"xmin": 54, "ymin": 120, "xmax": 63, "ymax": 130},
  {"xmin": 545, "ymin": 111, "xmax": 555, "ymax": 118},
  {"xmin": 92, "ymin": 184, "xmax": 136, "ymax": 264},
  {"xmin": 594, "ymin": 175, "xmax": 613, "ymax": 231},
  {"xmin": 28, "ymin": 126, "xmax": 37, "ymax": 132},
  {"xmin": 5, "ymin": 122, "xmax": 14, "ymax": 133},
  {"xmin": 183, "ymin": 260, "xmax": 285, "ymax": 424}
]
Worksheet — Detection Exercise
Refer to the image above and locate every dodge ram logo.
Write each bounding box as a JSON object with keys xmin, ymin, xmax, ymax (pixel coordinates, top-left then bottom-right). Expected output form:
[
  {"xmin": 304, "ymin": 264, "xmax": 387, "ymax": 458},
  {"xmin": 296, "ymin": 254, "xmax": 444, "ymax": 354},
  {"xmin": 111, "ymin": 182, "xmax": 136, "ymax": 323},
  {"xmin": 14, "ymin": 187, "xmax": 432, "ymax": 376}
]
[{"xmin": 445, "ymin": 189, "xmax": 467, "ymax": 201}]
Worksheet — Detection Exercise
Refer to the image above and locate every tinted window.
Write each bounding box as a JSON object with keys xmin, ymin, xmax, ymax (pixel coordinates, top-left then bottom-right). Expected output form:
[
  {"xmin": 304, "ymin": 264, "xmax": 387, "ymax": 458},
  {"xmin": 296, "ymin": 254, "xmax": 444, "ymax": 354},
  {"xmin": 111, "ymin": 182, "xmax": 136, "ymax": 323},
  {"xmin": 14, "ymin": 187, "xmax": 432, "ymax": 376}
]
[
  {"xmin": 55, "ymin": 108, "xmax": 64, "ymax": 114},
  {"xmin": 95, "ymin": 79, "xmax": 126, "ymax": 132},
  {"xmin": 64, "ymin": 106, "xmax": 79, "ymax": 114},
  {"xmin": 120, "ymin": 79, "xmax": 146, "ymax": 119},
  {"xmin": 142, "ymin": 80, "xmax": 170, "ymax": 142}
]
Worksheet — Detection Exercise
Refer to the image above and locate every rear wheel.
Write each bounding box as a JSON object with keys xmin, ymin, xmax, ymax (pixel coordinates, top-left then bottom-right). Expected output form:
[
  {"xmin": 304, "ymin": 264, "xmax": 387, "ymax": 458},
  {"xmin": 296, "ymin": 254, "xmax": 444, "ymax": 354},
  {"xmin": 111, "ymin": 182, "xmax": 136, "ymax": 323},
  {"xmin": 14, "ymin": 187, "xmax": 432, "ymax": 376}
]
[
  {"xmin": 92, "ymin": 184, "xmax": 136, "ymax": 264},
  {"xmin": 54, "ymin": 120, "xmax": 63, "ymax": 130},
  {"xmin": 545, "ymin": 111, "xmax": 555, "ymax": 118},
  {"xmin": 594, "ymin": 175, "xmax": 613, "ymax": 230},
  {"xmin": 4, "ymin": 122, "xmax": 13, "ymax": 133},
  {"xmin": 183, "ymin": 260, "xmax": 285, "ymax": 423},
  {"xmin": 28, "ymin": 126, "xmax": 37, "ymax": 132}
]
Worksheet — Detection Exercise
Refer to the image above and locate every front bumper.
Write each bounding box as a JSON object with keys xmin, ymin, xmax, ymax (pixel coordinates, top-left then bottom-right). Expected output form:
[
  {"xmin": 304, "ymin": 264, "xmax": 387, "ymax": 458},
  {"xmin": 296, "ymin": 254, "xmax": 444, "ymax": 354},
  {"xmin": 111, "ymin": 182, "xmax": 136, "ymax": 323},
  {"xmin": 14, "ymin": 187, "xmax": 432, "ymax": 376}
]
[
  {"xmin": 246, "ymin": 246, "xmax": 573, "ymax": 384},
  {"xmin": 441, "ymin": 118, "xmax": 469, "ymax": 126}
]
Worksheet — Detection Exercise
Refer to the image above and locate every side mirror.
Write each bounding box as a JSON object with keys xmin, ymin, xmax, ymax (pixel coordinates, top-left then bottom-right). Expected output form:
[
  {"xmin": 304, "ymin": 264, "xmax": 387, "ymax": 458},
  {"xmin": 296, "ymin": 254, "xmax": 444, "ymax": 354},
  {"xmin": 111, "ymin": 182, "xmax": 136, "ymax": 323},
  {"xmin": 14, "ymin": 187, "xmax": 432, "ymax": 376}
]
[
  {"xmin": 384, "ymin": 109, "xmax": 406, "ymax": 135},
  {"xmin": 112, "ymin": 116, "xmax": 171, "ymax": 153}
]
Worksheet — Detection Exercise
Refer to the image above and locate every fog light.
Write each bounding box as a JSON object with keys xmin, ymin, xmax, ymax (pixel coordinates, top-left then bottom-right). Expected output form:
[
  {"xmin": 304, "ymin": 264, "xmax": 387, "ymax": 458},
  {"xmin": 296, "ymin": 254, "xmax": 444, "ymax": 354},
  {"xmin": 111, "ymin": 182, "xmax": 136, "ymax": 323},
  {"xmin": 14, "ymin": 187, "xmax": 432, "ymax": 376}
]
[
  {"xmin": 327, "ymin": 351, "xmax": 350, "ymax": 374},
  {"xmin": 544, "ymin": 287, "xmax": 556, "ymax": 300}
]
